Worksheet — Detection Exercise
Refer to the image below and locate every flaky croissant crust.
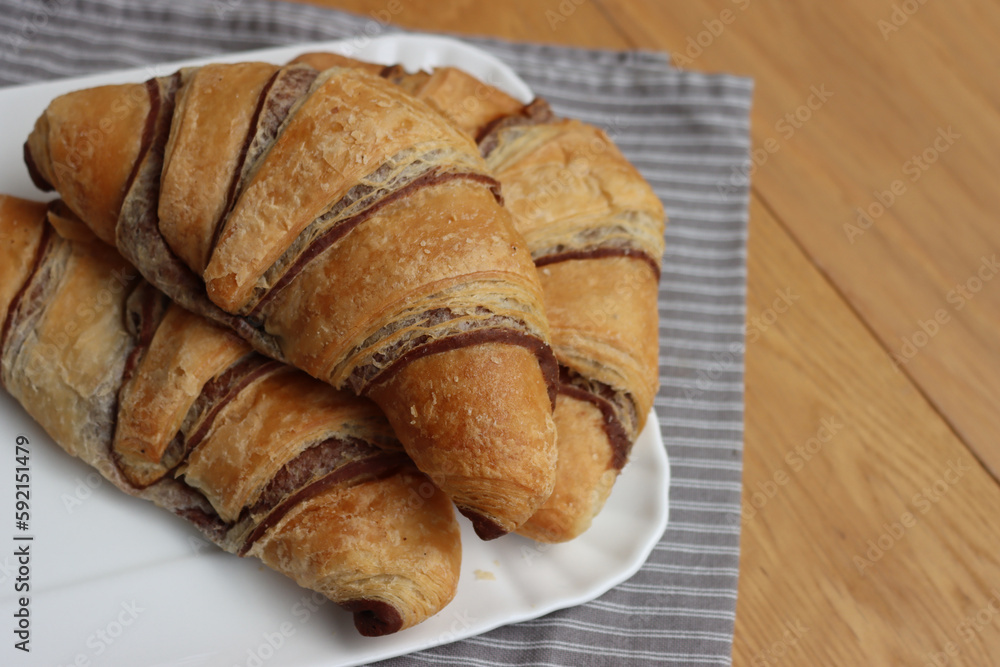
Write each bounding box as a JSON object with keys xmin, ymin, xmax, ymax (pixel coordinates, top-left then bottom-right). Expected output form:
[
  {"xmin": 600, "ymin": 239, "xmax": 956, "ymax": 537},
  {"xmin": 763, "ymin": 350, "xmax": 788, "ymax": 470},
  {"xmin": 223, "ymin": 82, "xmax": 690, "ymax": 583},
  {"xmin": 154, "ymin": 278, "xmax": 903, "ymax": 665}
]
[
  {"xmin": 307, "ymin": 56, "xmax": 666, "ymax": 542},
  {"xmin": 24, "ymin": 62, "xmax": 560, "ymax": 539},
  {"xmin": 0, "ymin": 196, "xmax": 461, "ymax": 636}
]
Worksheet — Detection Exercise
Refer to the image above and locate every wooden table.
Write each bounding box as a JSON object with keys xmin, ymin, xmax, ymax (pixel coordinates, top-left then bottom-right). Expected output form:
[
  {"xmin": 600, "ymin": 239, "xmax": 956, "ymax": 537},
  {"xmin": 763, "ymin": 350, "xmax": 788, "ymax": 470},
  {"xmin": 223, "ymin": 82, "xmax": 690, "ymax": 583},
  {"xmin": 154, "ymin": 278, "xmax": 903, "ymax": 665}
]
[{"xmin": 291, "ymin": 2, "xmax": 1000, "ymax": 664}]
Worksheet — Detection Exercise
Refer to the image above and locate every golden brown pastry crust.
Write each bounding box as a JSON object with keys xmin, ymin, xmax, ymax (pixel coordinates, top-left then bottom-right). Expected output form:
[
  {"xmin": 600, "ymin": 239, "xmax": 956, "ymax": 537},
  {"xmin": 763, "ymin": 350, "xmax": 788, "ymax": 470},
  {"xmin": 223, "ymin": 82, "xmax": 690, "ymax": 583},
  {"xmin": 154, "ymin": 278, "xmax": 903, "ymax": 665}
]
[
  {"xmin": 204, "ymin": 67, "xmax": 482, "ymax": 312},
  {"xmin": 24, "ymin": 63, "xmax": 559, "ymax": 539},
  {"xmin": 489, "ymin": 121, "xmax": 664, "ymax": 541},
  {"xmin": 486, "ymin": 119, "xmax": 665, "ymax": 267},
  {"xmin": 285, "ymin": 57, "xmax": 665, "ymax": 511},
  {"xmin": 113, "ymin": 303, "xmax": 249, "ymax": 487},
  {"xmin": 0, "ymin": 196, "xmax": 46, "ymax": 336},
  {"xmin": 252, "ymin": 467, "xmax": 461, "ymax": 635},
  {"xmin": 180, "ymin": 366, "xmax": 377, "ymax": 522},
  {"xmin": 0, "ymin": 195, "xmax": 461, "ymax": 635},
  {"xmin": 330, "ymin": 60, "xmax": 666, "ymax": 542},
  {"xmin": 2, "ymin": 225, "xmax": 134, "ymax": 459},
  {"xmin": 159, "ymin": 62, "xmax": 279, "ymax": 274},
  {"xmin": 517, "ymin": 393, "xmax": 618, "ymax": 542},
  {"xmin": 25, "ymin": 84, "xmax": 150, "ymax": 245},
  {"xmin": 290, "ymin": 51, "xmax": 386, "ymax": 75},
  {"xmin": 537, "ymin": 257, "xmax": 660, "ymax": 427},
  {"xmin": 44, "ymin": 199, "xmax": 102, "ymax": 244},
  {"xmin": 257, "ymin": 177, "xmax": 548, "ymax": 389},
  {"xmin": 369, "ymin": 342, "xmax": 557, "ymax": 538},
  {"xmin": 396, "ymin": 66, "xmax": 525, "ymax": 137}
]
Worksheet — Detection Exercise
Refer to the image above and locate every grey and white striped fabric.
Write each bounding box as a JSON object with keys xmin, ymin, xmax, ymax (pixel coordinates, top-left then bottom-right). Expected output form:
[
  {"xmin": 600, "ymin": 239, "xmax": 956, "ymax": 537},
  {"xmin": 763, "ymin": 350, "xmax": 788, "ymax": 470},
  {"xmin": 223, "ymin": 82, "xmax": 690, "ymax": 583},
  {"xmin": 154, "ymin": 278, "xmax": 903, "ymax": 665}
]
[{"xmin": 0, "ymin": 1, "xmax": 751, "ymax": 664}]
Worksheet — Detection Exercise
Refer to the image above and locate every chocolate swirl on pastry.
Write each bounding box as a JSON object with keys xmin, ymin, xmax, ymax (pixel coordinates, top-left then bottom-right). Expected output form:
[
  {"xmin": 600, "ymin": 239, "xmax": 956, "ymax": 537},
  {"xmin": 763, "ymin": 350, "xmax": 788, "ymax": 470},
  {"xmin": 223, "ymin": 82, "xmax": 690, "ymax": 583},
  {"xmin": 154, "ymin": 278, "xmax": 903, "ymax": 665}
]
[
  {"xmin": 24, "ymin": 62, "xmax": 559, "ymax": 539},
  {"xmin": 478, "ymin": 98, "xmax": 664, "ymax": 542},
  {"xmin": 313, "ymin": 56, "xmax": 666, "ymax": 542},
  {"xmin": 0, "ymin": 196, "xmax": 461, "ymax": 636}
]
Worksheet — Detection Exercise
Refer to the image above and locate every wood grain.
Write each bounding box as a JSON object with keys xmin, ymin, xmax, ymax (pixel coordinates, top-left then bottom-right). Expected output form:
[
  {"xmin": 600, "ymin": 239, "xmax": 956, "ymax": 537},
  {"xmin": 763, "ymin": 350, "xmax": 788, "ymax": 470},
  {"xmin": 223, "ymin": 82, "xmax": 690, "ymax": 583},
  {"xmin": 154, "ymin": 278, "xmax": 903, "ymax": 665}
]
[
  {"xmin": 282, "ymin": 1, "xmax": 1000, "ymax": 664},
  {"xmin": 737, "ymin": 196, "xmax": 1000, "ymax": 666},
  {"xmin": 598, "ymin": 0, "xmax": 1000, "ymax": 480}
]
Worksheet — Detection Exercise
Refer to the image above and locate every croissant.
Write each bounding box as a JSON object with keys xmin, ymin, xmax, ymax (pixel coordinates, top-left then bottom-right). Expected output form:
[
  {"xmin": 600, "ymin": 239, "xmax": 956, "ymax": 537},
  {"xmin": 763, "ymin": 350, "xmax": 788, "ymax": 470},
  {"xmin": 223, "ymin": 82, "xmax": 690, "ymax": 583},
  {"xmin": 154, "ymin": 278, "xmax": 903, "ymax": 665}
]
[
  {"xmin": 292, "ymin": 55, "xmax": 666, "ymax": 542},
  {"xmin": 0, "ymin": 195, "xmax": 462, "ymax": 636},
  {"xmin": 23, "ymin": 62, "xmax": 559, "ymax": 539}
]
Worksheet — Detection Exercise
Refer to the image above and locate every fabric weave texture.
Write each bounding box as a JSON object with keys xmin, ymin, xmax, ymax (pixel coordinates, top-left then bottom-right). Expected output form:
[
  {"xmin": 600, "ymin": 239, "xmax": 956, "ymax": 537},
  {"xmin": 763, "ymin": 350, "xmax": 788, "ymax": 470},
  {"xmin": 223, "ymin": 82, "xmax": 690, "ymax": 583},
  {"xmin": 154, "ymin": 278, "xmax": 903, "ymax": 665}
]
[{"xmin": 0, "ymin": 1, "xmax": 752, "ymax": 664}]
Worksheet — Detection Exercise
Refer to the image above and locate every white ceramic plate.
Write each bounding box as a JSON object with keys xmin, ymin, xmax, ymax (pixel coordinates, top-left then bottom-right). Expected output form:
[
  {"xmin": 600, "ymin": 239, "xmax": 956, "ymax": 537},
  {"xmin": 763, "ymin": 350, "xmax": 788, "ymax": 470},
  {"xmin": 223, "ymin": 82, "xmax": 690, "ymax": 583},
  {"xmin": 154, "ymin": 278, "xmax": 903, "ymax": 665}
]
[{"xmin": 0, "ymin": 36, "xmax": 670, "ymax": 667}]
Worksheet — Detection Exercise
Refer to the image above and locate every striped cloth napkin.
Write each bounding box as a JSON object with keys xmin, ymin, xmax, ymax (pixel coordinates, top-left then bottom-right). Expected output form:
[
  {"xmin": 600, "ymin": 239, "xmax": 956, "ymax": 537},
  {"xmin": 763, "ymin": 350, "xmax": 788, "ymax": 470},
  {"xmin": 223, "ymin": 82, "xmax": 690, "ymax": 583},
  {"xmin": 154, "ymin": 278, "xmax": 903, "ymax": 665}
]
[{"xmin": 0, "ymin": 1, "xmax": 751, "ymax": 664}]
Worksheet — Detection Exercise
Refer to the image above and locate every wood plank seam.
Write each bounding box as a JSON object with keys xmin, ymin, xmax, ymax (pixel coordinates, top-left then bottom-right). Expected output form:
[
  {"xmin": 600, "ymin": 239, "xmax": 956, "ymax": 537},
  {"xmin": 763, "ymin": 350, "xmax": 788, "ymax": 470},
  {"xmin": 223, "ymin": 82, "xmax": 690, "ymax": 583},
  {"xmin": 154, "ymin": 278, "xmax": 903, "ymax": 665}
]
[{"xmin": 749, "ymin": 185, "xmax": 997, "ymax": 490}]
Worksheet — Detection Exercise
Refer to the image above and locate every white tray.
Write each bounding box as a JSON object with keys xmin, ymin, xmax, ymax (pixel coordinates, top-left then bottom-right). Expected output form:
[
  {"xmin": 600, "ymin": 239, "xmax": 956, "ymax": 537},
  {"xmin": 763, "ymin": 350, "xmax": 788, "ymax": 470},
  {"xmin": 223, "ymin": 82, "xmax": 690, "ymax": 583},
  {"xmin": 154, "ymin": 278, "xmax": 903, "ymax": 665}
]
[{"xmin": 0, "ymin": 35, "xmax": 670, "ymax": 667}]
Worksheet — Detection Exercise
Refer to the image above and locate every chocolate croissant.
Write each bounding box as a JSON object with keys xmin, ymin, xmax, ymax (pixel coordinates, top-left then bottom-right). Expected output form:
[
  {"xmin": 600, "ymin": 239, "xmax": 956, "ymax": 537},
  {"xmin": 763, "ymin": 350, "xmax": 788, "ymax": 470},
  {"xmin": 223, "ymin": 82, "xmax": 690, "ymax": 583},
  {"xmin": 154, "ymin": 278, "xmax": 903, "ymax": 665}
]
[
  {"xmin": 23, "ymin": 62, "xmax": 559, "ymax": 539},
  {"xmin": 294, "ymin": 55, "xmax": 666, "ymax": 542},
  {"xmin": 482, "ymin": 107, "xmax": 665, "ymax": 541},
  {"xmin": 0, "ymin": 195, "xmax": 461, "ymax": 636},
  {"xmin": 291, "ymin": 53, "xmax": 526, "ymax": 139}
]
